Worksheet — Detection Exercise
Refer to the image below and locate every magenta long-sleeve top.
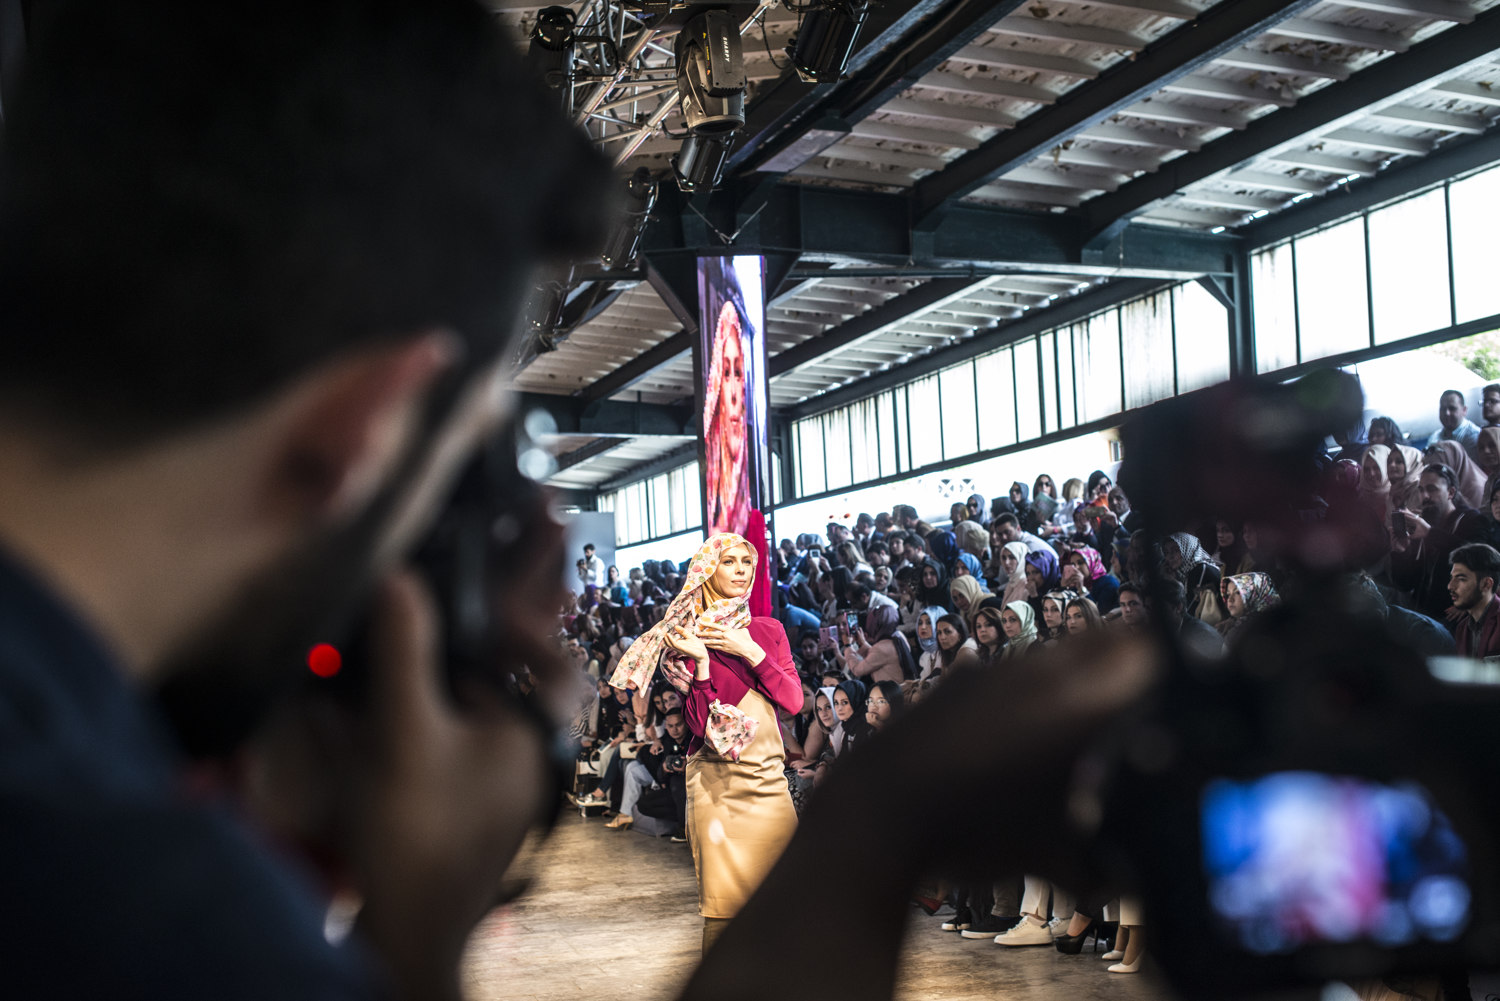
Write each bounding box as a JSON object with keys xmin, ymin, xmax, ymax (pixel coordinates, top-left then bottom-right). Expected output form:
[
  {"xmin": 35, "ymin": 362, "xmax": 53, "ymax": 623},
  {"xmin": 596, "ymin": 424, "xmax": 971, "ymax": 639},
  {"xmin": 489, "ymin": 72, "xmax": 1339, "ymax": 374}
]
[{"xmin": 684, "ymin": 616, "xmax": 802, "ymax": 756}]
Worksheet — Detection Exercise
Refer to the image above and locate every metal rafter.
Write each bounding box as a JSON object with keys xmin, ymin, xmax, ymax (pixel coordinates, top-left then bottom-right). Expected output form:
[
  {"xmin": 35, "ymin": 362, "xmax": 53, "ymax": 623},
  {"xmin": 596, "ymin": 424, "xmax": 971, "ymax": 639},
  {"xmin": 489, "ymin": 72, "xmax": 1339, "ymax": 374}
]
[
  {"xmin": 910, "ymin": 0, "xmax": 1325, "ymax": 223},
  {"xmin": 1080, "ymin": 4, "xmax": 1500, "ymax": 240}
]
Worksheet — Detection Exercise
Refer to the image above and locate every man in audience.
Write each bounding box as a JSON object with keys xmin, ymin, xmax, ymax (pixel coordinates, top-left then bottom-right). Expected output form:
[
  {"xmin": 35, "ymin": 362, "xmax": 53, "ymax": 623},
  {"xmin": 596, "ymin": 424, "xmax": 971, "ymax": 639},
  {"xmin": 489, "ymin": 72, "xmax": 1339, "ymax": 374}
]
[
  {"xmin": 850, "ymin": 582, "xmax": 898, "ymax": 619},
  {"xmin": 827, "ymin": 521, "xmax": 853, "ymax": 548},
  {"xmin": 1392, "ymin": 464, "xmax": 1485, "ymax": 621},
  {"xmin": 1483, "ymin": 384, "xmax": 1500, "ymax": 428},
  {"xmin": 1106, "ymin": 486, "xmax": 1141, "ymax": 535},
  {"xmin": 582, "ymin": 543, "xmax": 607, "ymax": 589},
  {"xmin": 855, "ymin": 513, "xmax": 876, "ymax": 548},
  {"xmin": 1426, "ymin": 389, "xmax": 1481, "ymax": 457},
  {"xmin": 1158, "ymin": 579, "xmax": 1225, "ymax": 659},
  {"xmin": 873, "ymin": 512, "xmax": 895, "ymax": 542},
  {"xmin": 1449, "ymin": 544, "xmax": 1500, "ymax": 659},
  {"xmin": 797, "ymin": 631, "xmax": 832, "ymax": 675},
  {"xmin": 1117, "ymin": 582, "xmax": 1148, "ymax": 631},
  {"xmin": 893, "ymin": 504, "xmax": 935, "ymax": 539},
  {"xmin": 865, "ymin": 542, "xmax": 891, "ymax": 567},
  {"xmin": 610, "ymin": 710, "xmax": 690, "ymax": 832},
  {"xmin": 988, "ymin": 513, "xmax": 1058, "ymax": 587}
]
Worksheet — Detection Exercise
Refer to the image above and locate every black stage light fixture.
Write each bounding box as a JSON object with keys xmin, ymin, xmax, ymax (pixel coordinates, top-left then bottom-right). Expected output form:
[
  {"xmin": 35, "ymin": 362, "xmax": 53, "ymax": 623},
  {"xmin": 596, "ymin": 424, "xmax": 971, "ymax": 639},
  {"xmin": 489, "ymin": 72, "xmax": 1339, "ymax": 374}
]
[
  {"xmin": 672, "ymin": 134, "xmax": 735, "ymax": 193},
  {"xmin": 675, "ymin": 10, "xmax": 746, "ymax": 136},
  {"xmin": 788, "ymin": 0, "xmax": 870, "ymax": 83},
  {"xmin": 600, "ymin": 167, "xmax": 659, "ymax": 270},
  {"xmin": 528, "ymin": 6, "xmax": 577, "ymax": 113}
]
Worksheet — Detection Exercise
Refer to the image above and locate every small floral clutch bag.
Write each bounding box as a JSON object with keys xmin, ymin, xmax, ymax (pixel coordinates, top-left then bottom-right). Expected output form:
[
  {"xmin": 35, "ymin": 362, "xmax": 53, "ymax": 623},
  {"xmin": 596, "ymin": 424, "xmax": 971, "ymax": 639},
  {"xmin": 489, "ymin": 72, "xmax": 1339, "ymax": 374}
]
[{"xmin": 705, "ymin": 700, "xmax": 758, "ymax": 761}]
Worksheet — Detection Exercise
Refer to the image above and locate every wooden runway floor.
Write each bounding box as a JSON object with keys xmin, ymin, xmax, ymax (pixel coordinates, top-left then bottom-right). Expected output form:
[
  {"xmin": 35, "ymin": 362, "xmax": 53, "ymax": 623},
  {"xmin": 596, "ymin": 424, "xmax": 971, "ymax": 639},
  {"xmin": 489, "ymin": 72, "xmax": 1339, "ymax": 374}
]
[{"xmin": 463, "ymin": 812, "xmax": 1173, "ymax": 1001}]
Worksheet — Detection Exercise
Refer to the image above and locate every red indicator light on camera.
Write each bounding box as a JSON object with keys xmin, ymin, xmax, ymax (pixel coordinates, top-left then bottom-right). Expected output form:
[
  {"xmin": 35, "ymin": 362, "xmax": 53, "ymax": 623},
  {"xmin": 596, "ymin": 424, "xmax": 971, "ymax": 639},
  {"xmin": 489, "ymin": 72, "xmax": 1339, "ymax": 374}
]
[{"xmin": 307, "ymin": 643, "xmax": 342, "ymax": 678}]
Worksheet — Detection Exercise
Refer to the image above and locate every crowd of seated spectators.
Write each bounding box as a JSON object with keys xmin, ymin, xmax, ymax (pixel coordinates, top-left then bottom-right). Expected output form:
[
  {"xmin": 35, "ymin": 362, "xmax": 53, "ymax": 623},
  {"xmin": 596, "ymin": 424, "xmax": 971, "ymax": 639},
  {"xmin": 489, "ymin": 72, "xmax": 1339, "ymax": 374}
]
[{"xmin": 550, "ymin": 384, "xmax": 1500, "ymax": 976}]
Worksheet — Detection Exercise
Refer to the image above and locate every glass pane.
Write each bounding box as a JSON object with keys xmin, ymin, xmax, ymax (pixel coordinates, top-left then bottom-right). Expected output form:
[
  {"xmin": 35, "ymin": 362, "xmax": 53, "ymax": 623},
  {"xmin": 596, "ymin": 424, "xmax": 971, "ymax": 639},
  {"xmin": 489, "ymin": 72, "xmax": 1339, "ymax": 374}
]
[
  {"xmin": 975, "ymin": 348, "xmax": 1017, "ymax": 450},
  {"xmin": 1040, "ymin": 332, "xmax": 1059, "ymax": 434},
  {"xmin": 875, "ymin": 391, "xmax": 894, "ymax": 479},
  {"xmin": 1450, "ymin": 166, "xmax": 1500, "ymax": 324},
  {"xmin": 849, "ymin": 398, "xmax": 875, "ymax": 487},
  {"xmin": 1295, "ymin": 219, "xmax": 1369, "ymax": 362},
  {"xmin": 824, "ymin": 408, "xmax": 852, "ymax": 491},
  {"xmin": 1014, "ymin": 337, "xmax": 1043, "ymax": 442},
  {"xmin": 939, "ymin": 362, "xmax": 979, "ymax": 460},
  {"xmin": 684, "ymin": 463, "xmax": 702, "ymax": 528},
  {"xmin": 1253, "ymin": 243, "xmax": 1298, "ymax": 374},
  {"xmin": 894, "ymin": 386, "xmax": 909, "ymax": 473},
  {"xmin": 796, "ymin": 420, "xmax": 825, "ymax": 497},
  {"xmin": 1369, "ymin": 189, "xmax": 1451, "ymax": 344},
  {"xmin": 1122, "ymin": 291, "xmax": 1175, "ymax": 409},
  {"xmin": 1077, "ymin": 312, "xmax": 1123, "ymax": 423},
  {"xmin": 1057, "ymin": 328, "xmax": 1076, "ymax": 431},
  {"xmin": 1174, "ymin": 282, "xmax": 1231, "ymax": 394},
  {"xmin": 907, "ymin": 375, "xmax": 943, "ymax": 470},
  {"xmin": 651, "ymin": 475, "xmax": 670, "ymax": 538}
]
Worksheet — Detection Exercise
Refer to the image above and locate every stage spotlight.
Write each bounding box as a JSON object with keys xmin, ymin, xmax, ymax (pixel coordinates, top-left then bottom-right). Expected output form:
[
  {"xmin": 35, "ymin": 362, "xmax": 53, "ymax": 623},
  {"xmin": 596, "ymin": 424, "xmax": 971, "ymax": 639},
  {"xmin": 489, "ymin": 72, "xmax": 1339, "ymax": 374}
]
[
  {"xmin": 528, "ymin": 6, "xmax": 577, "ymax": 113},
  {"xmin": 672, "ymin": 134, "xmax": 735, "ymax": 193},
  {"xmin": 600, "ymin": 168, "xmax": 658, "ymax": 271},
  {"xmin": 675, "ymin": 10, "xmax": 746, "ymax": 137},
  {"xmin": 788, "ymin": 0, "xmax": 870, "ymax": 83}
]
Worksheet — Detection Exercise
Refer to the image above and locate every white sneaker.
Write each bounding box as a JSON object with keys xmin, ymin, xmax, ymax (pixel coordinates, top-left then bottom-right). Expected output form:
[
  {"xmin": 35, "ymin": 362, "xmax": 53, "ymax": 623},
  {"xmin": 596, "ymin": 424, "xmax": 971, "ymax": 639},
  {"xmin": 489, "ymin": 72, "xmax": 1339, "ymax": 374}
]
[
  {"xmin": 994, "ymin": 915, "xmax": 1054, "ymax": 946},
  {"xmin": 1046, "ymin": 916, "xmax": 1069, "ymax": 939}
]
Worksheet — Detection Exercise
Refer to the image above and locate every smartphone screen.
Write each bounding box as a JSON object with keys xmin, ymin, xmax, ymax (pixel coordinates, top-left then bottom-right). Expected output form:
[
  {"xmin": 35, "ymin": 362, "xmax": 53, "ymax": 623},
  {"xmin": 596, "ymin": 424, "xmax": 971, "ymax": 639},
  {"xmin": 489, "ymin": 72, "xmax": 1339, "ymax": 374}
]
[
  {"xmin": 1391, "ymin": 510, "xmax": 1408, "ymax": 539},
  {"xmin": 845, "ymin": 611, "xmax": 859, "ymax": 633},
  {"xmin": 818, "ymin": 626, "xmax": 837, "ymax": 650},
  {"xmin": 1201, "ymin": 772, "xmax": 1469, "ymax": 954}
]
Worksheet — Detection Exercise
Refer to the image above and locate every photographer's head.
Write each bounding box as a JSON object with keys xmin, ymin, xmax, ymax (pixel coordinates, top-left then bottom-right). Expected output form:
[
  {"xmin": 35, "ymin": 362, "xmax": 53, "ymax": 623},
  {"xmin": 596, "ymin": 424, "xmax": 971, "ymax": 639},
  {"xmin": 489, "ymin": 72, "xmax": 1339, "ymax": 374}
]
[
  {"xmin": 1449, "ymin": 544, "xmax": 1500, "ymax": 616},
  {"xmin": 0, "ymin": 4, "xmax": 606, "ymax": 705},
  {"xmin": 1419, "ymin": 464, "xmax": 1458, "ymax": 524},
  {"xmin": 663, "ymin": 710, "xmax": 687, "ymax": 743}
]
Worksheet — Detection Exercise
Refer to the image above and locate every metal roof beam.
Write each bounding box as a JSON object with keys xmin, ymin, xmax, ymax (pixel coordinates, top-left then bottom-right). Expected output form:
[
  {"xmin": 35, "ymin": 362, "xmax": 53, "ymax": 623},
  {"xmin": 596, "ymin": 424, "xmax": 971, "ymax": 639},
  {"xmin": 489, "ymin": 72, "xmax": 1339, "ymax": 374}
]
[
  {"xmin": 1263, "ymin": 148, "xmax": 1381, "ymax": 174},
  {"xmin": 1115, "ymin": 100, "xmax": 1251, "ymax": 130},
  {"xmin": 1328, "ymin": 0, "xmax": 1475, "ymax": 21},
  {"xmin": 881, "ymin": 96, "xmax": 1021, "ymax": 128},
  {"xmin": 1365, "ymin": 103, "xmax": 1493, "ymax": 134},
  {"xmin": 519, "ymin": 393, "xmax": 694, "ymax": 438},
  {"xmin": 1322, "ymin": 127, "xmax": 1433, "ymax": 153},
  {"xmin": 944, "ymin": 44, "xmax": 1100, "ymax": 79},
  {"xmin": 1163, "ymin": 73, "xmax": 1298, "ymax": 109},
  {"xmin": 985, "ymin": 16, "xmax": 1145, "ymax": 50},
  {"xmin": 852, "ymin": 119, "xmax": 984, "ymax": 149},
  {"xmin": 1266, "ymin": 17, "xmax": 1411, "ymax": 52},
  {"xmin": 769, "ymin": 276, "xmax": 992, "ymax": 376},
  {"xmin": 911, "ymin": 0, "xmax": 1323, "ymax": 221},
  {"xmin": 972, "ymin": 182, "xmax": 1085, "ymax": 207},
  {"xmin": 1057, "ymin": 0, "xmax": 1199, "ymax": 19},
  {"xmin": 1079, "ymin": 5, "xmax": 1500, "ymax": 245},
  {"xmin": 1212, "ymin": 46, "xmax": 1353, "ymax": 81},
  {"xmin": 1430, "ymin": 80, "xmax": 1500, "ymax": 107},
  {"xmin": 726, "ymin": 0, "xmax": 1034, "ymax": 176},
  {"xmin": 1077, "ymin": 122, "xmax": 1204, "ymax": 151},
  {"xmin": 576, "ymin": 330, "xmax": 691, "ymax": 403},
  {"xmin": 1222, "ymin": 169, "xmax": 1329, "ymax": 193},
  {"xmin": 912, "ymin": 71, "xmax": 1059, "ymax": 104}
]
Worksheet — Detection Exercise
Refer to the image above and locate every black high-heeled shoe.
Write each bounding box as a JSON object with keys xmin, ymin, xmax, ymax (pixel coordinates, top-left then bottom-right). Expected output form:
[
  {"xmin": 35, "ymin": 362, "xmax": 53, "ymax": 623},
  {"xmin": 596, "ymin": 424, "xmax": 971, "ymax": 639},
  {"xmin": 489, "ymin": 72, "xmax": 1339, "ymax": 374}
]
[{"xmin": 1053, "ymin": 919, "xmax": 1098, "ymax": 955}]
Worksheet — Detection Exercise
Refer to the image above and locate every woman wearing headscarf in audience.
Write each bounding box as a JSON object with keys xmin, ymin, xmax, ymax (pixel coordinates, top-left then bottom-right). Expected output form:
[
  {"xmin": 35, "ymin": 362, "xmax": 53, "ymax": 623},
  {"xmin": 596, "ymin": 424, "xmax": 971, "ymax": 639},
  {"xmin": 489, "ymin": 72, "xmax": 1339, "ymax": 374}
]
[
  {"xmin": 1478, "ymin": 427, "xmax": 1500, "ymax": 481},
  {"xmin": 926, "ymin": 529, "xmax": 960, "ymax": 575},
  {"xmin": 954, "ymin": 552, "xmax": 984, "ymax": 580},
  {"xmin": 997, "ymin": 541, "xmax": 1033, "ymax": 607},
  {"xmin": 914, "ymin": 605, "xmax": 949, "ymax": 680},
  {"xmin": 999, "ymin": 601, "xmax": 1040, "ymax": 661},
  {"xmin": 972, "ymin": 603, "xmax": 1006, "ymax": 666},
  {"xmin": 1211, "ymin": 519, "xmax": 1248, "ymax": 573},
  {"xmin": 953, "ymin": 519, "xmax": 989, "ymax": 565},
  {"xmin": 1005, "ymin": 481, "xmax": 1038, "ymax": 534},
  {"xmin": 1063, "ymin": 596, "xmax": 1105, "ymax": 636},
  {"xmin": 1387, "ymin": 443, "xmax": 1426, "ymax": 517},
  {"xmin": 934, "ymin": 612, "xmax": 980, "ymax": 674},
  {"xmin": 966, "ymin": 493, "xmax": 988, "ymax": 523},
  {"xmin": 1217, "ymin": 572, "xmax": 1282, "ymax": 645},
  {"xmin": 1061, "ymin": 545, "xmax": 1120, "ymax": 615},
  {"xmin": 1023, "ymin": 550, "xmax": 1061, "ymax": 610},
  {"xmin": 1050, "ymin": 477, "xmax": 1085, "ymax": 537},
  {"xmin": 1359, "ymin": 444, "xmax": 1392, "ymax": 519},
  {"xmin": 916, "ymin": 556, "xmax": 951, "ymax": 612},
  {"xmin": 1038, "ymin": 589, "xmax": 1079, "ymax": 644},
  {"xmin": 1032, "ymin": 474, "xmax": 1059, "ymax": 526},
  {"xmin": 1425, "ymin": 440, "xmax": 1488, "ymax": 511},
  {"xmin": 1366, "ymin": 415, "xmax": 1405, "ymax": 448},
  {"xmin": 1480, "ymin": 480, "xmax": 1500, "ymax": 551},
  {"xmin": 949, "ymin": 573, "xmax": 993, "ymax": 631},
  {"xmin": 829, "ymin": 678, "xmax": 871, "ymax": 757},
  {"xmin": 839, "ymin": 603, "xmax": 918, "ymax": 685}
]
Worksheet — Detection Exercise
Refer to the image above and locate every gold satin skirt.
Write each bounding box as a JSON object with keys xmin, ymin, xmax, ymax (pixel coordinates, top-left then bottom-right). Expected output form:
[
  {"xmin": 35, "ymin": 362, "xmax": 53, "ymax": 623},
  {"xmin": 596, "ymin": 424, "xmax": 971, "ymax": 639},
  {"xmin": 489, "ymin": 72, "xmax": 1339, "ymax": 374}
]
[{"xmin": 685, "ymin": 688, "xmax": 798, "ymax": 918}]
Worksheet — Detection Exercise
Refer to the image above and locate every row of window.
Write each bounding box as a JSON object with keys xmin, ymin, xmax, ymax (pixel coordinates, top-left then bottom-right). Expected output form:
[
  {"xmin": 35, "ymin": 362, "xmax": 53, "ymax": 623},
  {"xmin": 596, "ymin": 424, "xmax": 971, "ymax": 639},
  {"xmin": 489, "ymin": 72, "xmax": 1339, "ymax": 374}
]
[
  {"xmin": 597, "ymin": 463, "xmax": 702, "ymax": 547},
  {"xmin": 793, "ymin": 280, "xmax": 1230, "ymax": 498},
  {"xmin": 1253, "ymin": 163, "xmax": 1500, "ymax": 372}
]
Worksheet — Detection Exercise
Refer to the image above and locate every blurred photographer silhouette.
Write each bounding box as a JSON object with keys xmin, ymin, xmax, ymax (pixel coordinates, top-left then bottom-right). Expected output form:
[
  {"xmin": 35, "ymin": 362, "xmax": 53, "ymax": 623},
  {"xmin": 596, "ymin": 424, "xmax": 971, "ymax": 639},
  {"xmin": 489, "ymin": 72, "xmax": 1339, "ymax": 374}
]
[{"xmin": 0, "ymin": 3, "xmax": 607, "ymax": 999}]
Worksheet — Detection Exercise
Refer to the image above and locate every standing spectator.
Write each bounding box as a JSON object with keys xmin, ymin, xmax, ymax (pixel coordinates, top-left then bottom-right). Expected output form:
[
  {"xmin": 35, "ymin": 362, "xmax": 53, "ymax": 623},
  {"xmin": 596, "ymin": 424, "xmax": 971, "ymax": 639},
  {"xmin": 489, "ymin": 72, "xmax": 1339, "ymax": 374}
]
[
  {"xmin": 582, "ymin": 543, "xmax": 607, "ymax": 589},
  {"xmin": 1448, "ymin": 544, "xmax": 1500, "ymax": 659},
  {"xmin": 1391, "ymin": 464, "xmax": 1485, "ymax": 621},
  {"xmin": 1425, "ymin": 389, "xmax": 1481, "ymax": 459}
]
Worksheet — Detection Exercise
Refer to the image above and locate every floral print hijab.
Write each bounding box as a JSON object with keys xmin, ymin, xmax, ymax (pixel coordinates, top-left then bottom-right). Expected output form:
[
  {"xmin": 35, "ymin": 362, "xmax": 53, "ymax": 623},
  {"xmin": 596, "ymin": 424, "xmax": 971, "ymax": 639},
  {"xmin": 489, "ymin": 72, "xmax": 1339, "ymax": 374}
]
[
  {"xmin": 1221, "ymin": 572, "xmax": 1281, "ymax": 615},
  {"xmin": 611, "ymin": 533, "xmax": 755, "ymax": 692}
]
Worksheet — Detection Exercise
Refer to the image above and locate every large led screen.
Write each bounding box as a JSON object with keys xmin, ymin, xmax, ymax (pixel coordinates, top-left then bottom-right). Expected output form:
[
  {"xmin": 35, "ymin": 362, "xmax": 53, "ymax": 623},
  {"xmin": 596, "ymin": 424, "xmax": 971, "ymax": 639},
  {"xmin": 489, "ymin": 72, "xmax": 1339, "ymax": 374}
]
[{"xmin": 697, "ymin": 255, "xmax": 767, "ymax": 537}]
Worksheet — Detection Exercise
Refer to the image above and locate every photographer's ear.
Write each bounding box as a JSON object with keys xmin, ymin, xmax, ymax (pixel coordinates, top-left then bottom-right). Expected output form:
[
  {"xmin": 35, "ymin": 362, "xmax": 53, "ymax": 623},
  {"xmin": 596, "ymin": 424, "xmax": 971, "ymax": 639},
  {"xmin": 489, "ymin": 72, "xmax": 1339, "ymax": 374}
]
[{"xmin": 266, "ymin": 332, "xmax": 459, "ymax": 523}]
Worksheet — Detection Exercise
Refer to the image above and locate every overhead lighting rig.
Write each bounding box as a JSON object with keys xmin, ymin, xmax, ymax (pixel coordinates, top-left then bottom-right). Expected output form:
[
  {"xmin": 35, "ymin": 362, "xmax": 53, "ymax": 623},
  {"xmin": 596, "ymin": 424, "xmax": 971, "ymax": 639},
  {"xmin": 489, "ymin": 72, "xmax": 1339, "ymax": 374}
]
[
  {"xmin": 787, "ymin": 0, "xmax": 871, "ymax": 83},
  {"xmin": 671, "ymin": 9, "xmax": 746, "ymax": 193},
  {"xmin": 599, "ymin": 167, "xmax": 659, "ymax": 270}
]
